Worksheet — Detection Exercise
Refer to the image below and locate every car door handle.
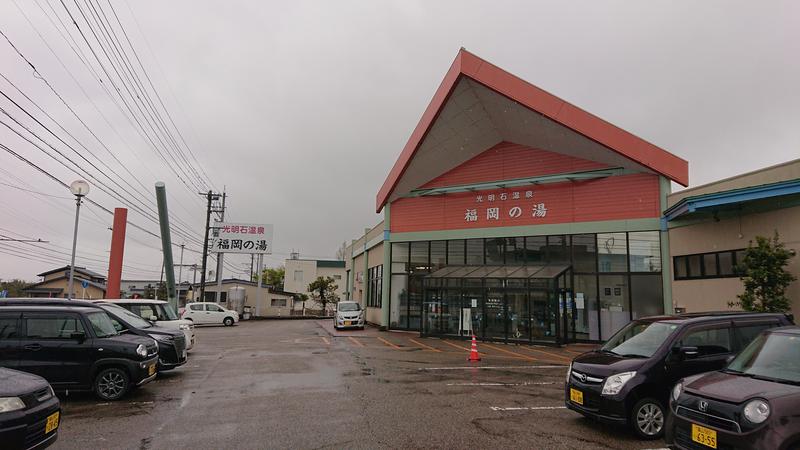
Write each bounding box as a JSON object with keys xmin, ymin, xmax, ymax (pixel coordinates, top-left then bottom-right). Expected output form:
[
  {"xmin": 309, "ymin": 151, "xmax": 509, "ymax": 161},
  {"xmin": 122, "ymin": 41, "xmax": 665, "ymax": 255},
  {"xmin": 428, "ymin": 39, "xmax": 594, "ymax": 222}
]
[{"xmin": 24, "ymin": 344, "xmax": 42, "ymax": 351}]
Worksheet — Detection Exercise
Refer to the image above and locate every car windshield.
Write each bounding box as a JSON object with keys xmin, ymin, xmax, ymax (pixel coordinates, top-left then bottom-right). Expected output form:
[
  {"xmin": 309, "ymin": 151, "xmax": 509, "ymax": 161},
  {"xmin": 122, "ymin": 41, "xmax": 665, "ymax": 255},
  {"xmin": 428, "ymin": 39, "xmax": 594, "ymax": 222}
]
[
  {"xmin": 102, "ymin": 304, "xmax": 152, "ymax": 329},
  {"xmin": 86, "ymin": 311, "xmax": 119, "ymax": 338},
  {"xmin": 601, "ymin": 321, "xmax": 679, "ymax": 358},
  {"xmin": 339, "ymin": 303, "xmax": 360, "ymax": 312},
  {"xmin": 726, "ymin": 332, "xmax": 800, "ymax": 384}
]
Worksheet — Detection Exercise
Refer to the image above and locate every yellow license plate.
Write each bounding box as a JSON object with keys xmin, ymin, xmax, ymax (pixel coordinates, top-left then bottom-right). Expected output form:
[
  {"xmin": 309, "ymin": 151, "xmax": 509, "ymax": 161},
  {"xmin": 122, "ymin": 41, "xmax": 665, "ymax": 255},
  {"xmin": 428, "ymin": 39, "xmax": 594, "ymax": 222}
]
[
  {"xmin": 344, "ymin": 321, "xmax": 351, "ymax": 326},
  {"xmin": 45, "ymin": 411, "xmax": 59, "ymax": 434},
  {"xmin": 691, "ymin": 423, "xmax": 717, "ymax": 449},
  {"xmin": 148, "ymin": 364, "xmax": 156, "ymax": 376},
  {"xmin": 569, "ymin": 388, "xmax": 583, "ymax": 405}
]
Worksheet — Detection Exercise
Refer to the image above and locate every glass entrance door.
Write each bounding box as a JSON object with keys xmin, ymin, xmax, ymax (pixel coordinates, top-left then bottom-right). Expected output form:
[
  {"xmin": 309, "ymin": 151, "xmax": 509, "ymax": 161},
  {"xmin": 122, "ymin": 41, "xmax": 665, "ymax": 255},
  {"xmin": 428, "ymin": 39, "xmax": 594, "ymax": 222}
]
[
  {"xmin": 422, "ymin": 288, "xmax": 442, "ymax": 335},
  {"xmin": 484, "ymin": 285, "xmax": 505, "ymax": 340}
]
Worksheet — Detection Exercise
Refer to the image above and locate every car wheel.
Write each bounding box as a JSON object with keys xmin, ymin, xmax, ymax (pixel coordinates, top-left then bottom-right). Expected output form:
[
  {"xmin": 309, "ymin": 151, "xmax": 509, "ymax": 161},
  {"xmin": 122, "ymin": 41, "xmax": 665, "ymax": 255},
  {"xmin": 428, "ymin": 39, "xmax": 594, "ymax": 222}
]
[
  {"xmin": 631, "ymin": 398, "xmax": 666, "ymax": 439},
  {"xmin": 94, "ymin": 367, "xmax": 130, "ymax": 401},
  {"xmin": 223, "ymin": 317, "xmax": 234, "ymax": 326}
]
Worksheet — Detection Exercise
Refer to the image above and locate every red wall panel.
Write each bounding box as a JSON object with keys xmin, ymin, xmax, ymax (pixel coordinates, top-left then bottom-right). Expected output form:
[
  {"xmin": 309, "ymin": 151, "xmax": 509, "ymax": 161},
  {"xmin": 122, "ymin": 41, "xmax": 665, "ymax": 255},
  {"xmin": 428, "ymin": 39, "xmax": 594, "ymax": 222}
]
[{"xmin": 391, "ymin": 143, "xmax": 661, "ymax": 233}]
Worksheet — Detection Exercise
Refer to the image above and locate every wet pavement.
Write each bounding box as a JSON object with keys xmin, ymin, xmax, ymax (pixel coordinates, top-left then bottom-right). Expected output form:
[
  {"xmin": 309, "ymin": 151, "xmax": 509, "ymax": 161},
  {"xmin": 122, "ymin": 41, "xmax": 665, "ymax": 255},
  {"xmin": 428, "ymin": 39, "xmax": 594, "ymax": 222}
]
[{"xmin": 53, "ymin": 320, "xmax": 665, "ymax": 449}]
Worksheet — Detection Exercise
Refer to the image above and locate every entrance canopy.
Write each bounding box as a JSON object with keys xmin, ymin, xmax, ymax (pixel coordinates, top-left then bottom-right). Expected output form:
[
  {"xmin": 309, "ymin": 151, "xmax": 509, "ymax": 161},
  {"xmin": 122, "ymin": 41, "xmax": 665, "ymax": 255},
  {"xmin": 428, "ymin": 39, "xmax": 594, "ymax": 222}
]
[
  {"xmin": 377, "ymin": 49, "xmax": 688, "ymax": 212},
  {"xmin": 426, "ymin": 264, "xmax": 570, "ymax": 280}
]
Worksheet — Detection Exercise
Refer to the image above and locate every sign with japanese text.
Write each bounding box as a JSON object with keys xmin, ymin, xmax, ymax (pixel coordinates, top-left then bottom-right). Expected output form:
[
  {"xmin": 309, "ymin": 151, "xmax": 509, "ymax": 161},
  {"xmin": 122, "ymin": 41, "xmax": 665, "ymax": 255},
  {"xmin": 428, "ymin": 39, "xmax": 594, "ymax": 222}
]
[{"xmin": 211, "ymin": 222, "xmax": 273, "ymax": 254}]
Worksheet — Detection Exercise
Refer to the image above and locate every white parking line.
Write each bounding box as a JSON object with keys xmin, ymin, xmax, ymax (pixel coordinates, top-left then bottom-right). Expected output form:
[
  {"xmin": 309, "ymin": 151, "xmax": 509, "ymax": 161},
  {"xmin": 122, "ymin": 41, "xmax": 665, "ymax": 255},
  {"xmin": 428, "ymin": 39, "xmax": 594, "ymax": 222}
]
[
  {"xmin": 419, "ymin": 365, "xmax": 567, "ymax": 371},
  {"xmin": 490, "ymin": 406, "xmax": 567, "ymax": 411},
  {"xmin": 447, "ymin": 382, "xmax": 556, "ymax": 386}
]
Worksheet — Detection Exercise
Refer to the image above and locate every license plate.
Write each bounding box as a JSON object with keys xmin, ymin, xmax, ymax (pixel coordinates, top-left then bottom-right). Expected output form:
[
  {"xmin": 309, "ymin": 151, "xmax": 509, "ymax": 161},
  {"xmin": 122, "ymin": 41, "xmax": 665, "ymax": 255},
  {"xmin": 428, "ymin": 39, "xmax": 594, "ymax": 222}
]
[
  {"xmin": 569, "ymin": 388, "xmax": 583, "ymax": 405},
  {"xmin": 45, "ymin": 411, "xmax": 59, "ymax": 434},
  {"xmin": 344, "ymin": 321, "xmax": 351, "ymax": 326},
  {"xmin": 148, "ymin": 364, "xmax": 156, "ymax": 376},
  {"xmin": 691, "ymin": 423, "xmax": 717, "ymax": 449}
]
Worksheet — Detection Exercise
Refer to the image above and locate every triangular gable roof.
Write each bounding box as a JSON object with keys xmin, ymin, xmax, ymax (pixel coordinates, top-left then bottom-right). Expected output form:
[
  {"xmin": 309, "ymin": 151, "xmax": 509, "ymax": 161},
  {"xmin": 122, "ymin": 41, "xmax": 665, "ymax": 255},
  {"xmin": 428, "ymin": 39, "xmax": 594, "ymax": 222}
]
[{"xmin": 376, "ymin": 49, "xmax": 688, "ymax": 212}]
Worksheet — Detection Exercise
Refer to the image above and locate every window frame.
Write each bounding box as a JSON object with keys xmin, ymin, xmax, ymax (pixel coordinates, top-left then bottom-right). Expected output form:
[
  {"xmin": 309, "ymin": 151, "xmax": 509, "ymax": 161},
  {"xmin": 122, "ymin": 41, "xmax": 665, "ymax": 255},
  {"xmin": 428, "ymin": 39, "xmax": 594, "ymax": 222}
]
[{"xmin": 673, "ymin": 248, "xmax": 746, "ymax": 281}]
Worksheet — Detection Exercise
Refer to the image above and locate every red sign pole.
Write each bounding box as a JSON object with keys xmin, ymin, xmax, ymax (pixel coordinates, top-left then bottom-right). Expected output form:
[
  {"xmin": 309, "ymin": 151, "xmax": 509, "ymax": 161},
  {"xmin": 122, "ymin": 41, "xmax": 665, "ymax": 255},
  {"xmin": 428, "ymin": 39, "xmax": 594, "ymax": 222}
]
[{"xmin": 106, "ymin": 208, "xmax": 128, "ymax": 299}]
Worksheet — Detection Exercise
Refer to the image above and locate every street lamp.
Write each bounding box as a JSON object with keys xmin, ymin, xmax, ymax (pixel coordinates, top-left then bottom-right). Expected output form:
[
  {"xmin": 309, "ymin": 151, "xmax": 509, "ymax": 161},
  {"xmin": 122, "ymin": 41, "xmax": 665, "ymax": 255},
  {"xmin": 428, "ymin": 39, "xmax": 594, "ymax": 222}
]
[{"xmin": 67, "ymin": 180, "xmax": 89, "ymax": 300}]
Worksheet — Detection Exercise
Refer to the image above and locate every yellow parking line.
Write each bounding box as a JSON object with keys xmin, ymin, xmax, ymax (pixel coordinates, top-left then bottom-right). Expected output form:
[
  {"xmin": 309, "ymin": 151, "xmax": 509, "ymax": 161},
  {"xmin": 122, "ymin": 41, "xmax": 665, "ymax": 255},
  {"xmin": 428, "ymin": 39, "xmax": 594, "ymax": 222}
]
[
  {"xmin": 516, "ymin": 345, "xmax": 572, "ymax": 363},
  {"xmin": 377, "ymin": 336, "xmax": 402, "ymax": 350},
  {"xmin": 321, "ymin": 336, "xmax": 330, "ymax": 345},
  {"xmin": 481, "ymin": 343, "xmax": 536, "ymax": 361},
  {"xmin": 409, "ymin": 338, "xmax": 442, "ymax": 353},
  {"xmin": 348, "ymin": 336, "xmax": 365, "ymax": 347}
]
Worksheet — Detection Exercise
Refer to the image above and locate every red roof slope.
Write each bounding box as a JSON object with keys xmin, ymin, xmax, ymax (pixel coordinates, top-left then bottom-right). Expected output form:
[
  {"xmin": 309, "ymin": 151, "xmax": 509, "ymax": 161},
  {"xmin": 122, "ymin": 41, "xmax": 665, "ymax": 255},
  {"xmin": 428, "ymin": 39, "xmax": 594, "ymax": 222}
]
[{"xmin": 376, "ymin": 49, "xmax": 688, "ymax": 212}]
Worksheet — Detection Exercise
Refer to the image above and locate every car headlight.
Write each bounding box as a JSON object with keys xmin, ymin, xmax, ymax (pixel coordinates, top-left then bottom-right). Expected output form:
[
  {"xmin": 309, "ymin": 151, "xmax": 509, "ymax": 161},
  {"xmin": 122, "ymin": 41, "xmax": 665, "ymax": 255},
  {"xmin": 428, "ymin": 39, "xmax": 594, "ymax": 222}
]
[
  {"xmin": 672, "ymin": 381, "xmax": 683, "ymax": 402},
  {"xmin": 601, "ymin": 371, "xmax": 636, "ymax": 396},
  {"xmin": 566, "ymin": 362, "xmax": 572, "ymax": 383},
  {"xmin": 179, "ymin": 324, "xmax": 191, "ymax": 330},
  {"xmin": 136, "ymin": 344, "xmax": 147, "ymax": 357},
  {"xmin": 0, "ymin": 397, "xmax": 26, "ymax": 413},
  {"xmin": 743, "ymin": 399, "xmax": 770, "ymax": 424}
]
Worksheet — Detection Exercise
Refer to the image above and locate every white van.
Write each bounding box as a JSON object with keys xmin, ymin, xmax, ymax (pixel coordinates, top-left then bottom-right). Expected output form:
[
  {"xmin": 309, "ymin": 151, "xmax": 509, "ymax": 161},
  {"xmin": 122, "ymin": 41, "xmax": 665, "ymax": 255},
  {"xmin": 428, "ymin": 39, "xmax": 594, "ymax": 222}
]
[{"xmin": 107, "ymin": 299, "xmax": 196, "ymax": 350}]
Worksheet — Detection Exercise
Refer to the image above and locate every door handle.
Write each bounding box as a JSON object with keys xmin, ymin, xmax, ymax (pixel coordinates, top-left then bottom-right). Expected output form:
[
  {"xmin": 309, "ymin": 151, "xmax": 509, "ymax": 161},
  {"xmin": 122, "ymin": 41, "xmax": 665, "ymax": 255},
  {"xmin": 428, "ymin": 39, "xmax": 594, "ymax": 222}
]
[{"xmin": 24, "ymin": 344, "xmax": 42, "ymax": 351}]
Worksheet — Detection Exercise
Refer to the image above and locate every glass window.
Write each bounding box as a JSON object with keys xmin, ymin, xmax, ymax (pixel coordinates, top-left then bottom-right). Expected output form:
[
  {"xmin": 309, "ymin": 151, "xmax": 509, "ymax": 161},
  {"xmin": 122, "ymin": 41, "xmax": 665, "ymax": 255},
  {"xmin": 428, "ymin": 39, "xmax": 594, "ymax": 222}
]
[
  {"xmin": 631, "ymin": 275, "xmax": 664, "ymax": 320},
  {"xmin": 391, "ymin": 242, "xmax": 409, "ymax": 273},
  {"xmin": 293, "ymin": 270, "xmax": 303, "ymax": 282},
  {"xmin": 572, "ymin": 234, "xmax": 597, "ymax": 273},
  {"xmin": 190, "ymin": 304, "xmax": 203, "ymax": 311},
  {"xmin": 408, "ymin": 276, "xmax": 423, "ymax": 330},
  {"xmin": 524, "ymin": 236, "xmax": 546, "ymax": 264},
  {"xmin": 206, "ymin": 304, "xmax": 224, "ymax": 312},
  {"xmin": 466, "ymin": 239, "xmax": 484, "ymax": 265},
  {"xmin": 0, "ymin": 315, "xmax": 18, "ymax": 338},
  {"xmin": 628, "ymin": 231, "xmax": 661, "ymax": 272},
  {"xmin": 599, "ymin": 274, "xmax": 629, "ymax": 340},
  {"xmin": 430, "ymin": 241, "xmax": 446, "ymax": 271},
  {"xmin": 390, "ymin": 274, "xmax": 408, "ymax": 328},
  {"xmin": 734, "ymin": 322, "xmax": 777, "ymax": 349},
  {"xmin": 718, "ymin": 251, "xmax": 735, "ymax": 276},
  {"xmin": 597, "ymin": 233, "xmax": 627, "ymax": 272},
  {"xmin": 573, "ymin": 275, "xmax": 599, "ymax": 340},
  {"xmin": 678, "ymin": 327, "xmax": 732, "ymax": 356},
  {"xmin": 485, "ymin": 238, "xmax": 505, "ymax": 265},
  {"xmin": 674, "ymin": 256, "xmax": 688, "ymax": 279},
  {"xmin": 86, "ymin": 312, "xmax": 117, "ymax": 338},
  {"xmin": 504, "ymin": 237, "xmax": 525, "ymax": 265},
  {"xmin": 447, "ymin": 240, "xmax": 465, "ymax": 265},
  {"xmin": 547, "ymin": 235, "xmax": 568, "ymax": 265},
  {"xmin": 727, "ymin": 333, "xmax": 800, "ymax": 383},
  {"xmin": 339, "ymin": 302, "xmax": 361, "ymax": 312},
  {"xmin": 410, "ymin": 241, "xmax": 429, "ymax": 274},
  {"xmin": 602, "ymin": 321, "xmax": 679, "ymax": 358},
  {"xmin": 687, "ymin": 255, "xmax": 702, "ymax": 278},
  {"xmin": 271, "ymin": 299, "xmax": 287, "ymax": 307},
  {"xmin": 25, "ymin": 315, "xmax": 85, "ymax": 339},
  {"xmin": 703, "ymin": 254, "xmax": 718, "ymax": 277}
]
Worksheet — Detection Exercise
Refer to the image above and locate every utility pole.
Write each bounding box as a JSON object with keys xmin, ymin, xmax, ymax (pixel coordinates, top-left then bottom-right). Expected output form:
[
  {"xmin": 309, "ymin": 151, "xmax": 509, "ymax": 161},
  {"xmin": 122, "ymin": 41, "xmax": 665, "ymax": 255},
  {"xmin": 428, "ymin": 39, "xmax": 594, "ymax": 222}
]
[
  {"xmin": 178, "ymin": 243, "xmax": 185, "ymax": 283},
  {"xmin": 199, "ymin": 191, "xmax": 215, "ymax": 302},
  {"xmin": 214, "ymin": 190, "xmax": 226, "ymax": 303}
]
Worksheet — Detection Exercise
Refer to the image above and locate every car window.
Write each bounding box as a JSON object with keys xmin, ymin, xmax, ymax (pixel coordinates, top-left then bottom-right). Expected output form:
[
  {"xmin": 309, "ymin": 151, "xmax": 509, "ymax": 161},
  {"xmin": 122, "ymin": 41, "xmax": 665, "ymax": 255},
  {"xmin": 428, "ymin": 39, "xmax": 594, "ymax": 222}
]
[
  {"xmin": 0, "ymin": 315, "xmax": 19, "ymax": 338},
  {"xmin": 157, "ymin": 304, "xmax": 178, "ymax": 320},
  {"xmin": 86, "ymin": 312, "xmax": 119, "ymax": 338},
  {"xmin": 339, "ymin": 303, "xmax": 361, "ymax": 312},
  {"xmin": 734, "ymin": 322, "xmax": 777, "ymax": 349},
  {"xmin": 108, "ymin": 317, "xmax": 127, "ymax": 333},
  {"xmin": 24, "ymin": 315, "xmax": 84, "ymax": 339},
  {"xmin": 206, "ymin": 304, "xmax": 223, "ymax": 312},
  {"xmin": 601, "ymin": 321, "xmax": 679, "ymax": 358},
  {"xmin": 677, "ymin": 327, "xmax": 732, "ymax": 356},
  {"xmin": 189, "ymin": 304, "xmax": 204, "ymax": 311}
]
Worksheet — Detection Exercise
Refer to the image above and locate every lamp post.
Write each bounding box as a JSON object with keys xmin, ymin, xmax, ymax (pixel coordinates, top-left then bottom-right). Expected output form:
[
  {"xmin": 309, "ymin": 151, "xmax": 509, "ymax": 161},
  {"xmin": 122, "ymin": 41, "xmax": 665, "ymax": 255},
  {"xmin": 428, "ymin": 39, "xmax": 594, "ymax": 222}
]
[{"xmin": 68, "ymin": 180, "xmax": 89, "ymax": 300}]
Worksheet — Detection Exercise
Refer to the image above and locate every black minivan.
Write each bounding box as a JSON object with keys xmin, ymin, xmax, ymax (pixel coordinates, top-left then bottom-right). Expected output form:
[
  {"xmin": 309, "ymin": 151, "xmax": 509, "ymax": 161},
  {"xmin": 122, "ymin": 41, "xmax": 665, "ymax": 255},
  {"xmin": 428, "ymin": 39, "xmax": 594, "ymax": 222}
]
[
  {"xmin": 565, "ymin": 312, "xmax": 793, "ymax": 439},
  {"xmin": 0, "ymin": 302, "xmax": 159, "ymax": 401}
]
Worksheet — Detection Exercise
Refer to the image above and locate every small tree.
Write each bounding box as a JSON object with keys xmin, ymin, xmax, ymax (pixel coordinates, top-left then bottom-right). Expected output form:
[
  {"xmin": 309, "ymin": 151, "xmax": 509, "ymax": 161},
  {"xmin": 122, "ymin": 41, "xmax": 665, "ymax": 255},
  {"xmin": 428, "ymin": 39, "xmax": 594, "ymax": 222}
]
[
  {"xmin": 729, "ymin": 232, "xmax": 796, "ymax": 313},
  {"xmin": 257, "ymin": 266, "xmax": 285, "ymax": 290},
  {"xmin": 308, "ymin": 276, "xmax": 339, "ymax": 314},
  {"xmin": 0, "ymin": 279, "xmax": 32, "ymax": 297},
  {"xmin": 294, "ymin": 293, "xmax": 309, "ymax": 314}
]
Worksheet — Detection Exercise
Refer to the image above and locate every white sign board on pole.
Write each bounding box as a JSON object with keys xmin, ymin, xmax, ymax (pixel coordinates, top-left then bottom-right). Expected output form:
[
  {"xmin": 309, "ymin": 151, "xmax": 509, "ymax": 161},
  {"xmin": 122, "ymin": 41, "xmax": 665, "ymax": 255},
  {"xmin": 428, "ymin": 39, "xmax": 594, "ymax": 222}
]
[{"xmin": 211, "ymin": 223, "xmax": 273, "ymax": 254}]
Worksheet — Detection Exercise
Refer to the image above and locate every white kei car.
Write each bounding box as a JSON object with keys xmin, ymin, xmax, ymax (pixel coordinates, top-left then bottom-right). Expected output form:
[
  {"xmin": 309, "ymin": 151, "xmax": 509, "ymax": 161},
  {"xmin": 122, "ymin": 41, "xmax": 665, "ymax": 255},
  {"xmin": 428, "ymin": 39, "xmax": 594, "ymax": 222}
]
[
  {"xmin": 181, "ymin": 302, "xmax": 240, "ymax": 326},
  {"xmin": 108, "ymin": 299, "xmax": 196, "ymax": 350}
]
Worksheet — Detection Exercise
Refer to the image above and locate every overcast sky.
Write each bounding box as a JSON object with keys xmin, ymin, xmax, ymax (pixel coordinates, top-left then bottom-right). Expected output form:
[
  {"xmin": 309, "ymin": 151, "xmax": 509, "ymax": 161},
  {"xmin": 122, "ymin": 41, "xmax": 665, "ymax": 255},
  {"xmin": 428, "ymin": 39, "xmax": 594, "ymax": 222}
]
[{"xmin": 0, "ymin": 0, "xmax": 798, "ymax": 283}]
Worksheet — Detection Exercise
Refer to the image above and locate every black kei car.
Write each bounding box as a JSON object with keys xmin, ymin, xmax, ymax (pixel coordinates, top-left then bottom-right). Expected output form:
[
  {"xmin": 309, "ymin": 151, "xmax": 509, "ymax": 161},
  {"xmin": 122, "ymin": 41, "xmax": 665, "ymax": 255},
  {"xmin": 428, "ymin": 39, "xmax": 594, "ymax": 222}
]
[
  {"xmin": 0, "ymin": 302, "xmax": 159, "ymax": 401},
  {"xmin": 565, "ymin": 312, "xmax": 793, "ymax": 439},
  {"xmin": 92, "ymin": 302, "xmax": 188, "ymax": 371},
  {"xmin": 0, "ymin": 367, "xmax": 60, "ymax": 450},
  {"xmin": 666, "ymin": 326, "xmax": 800, "ymax": 450}
]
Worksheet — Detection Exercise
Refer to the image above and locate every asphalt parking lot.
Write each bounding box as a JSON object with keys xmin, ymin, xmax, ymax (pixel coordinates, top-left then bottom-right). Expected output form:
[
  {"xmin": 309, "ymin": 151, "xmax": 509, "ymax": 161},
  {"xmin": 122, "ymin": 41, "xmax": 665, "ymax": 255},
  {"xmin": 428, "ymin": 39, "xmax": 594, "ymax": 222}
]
[{"xmin": 53, "ymin": 320, "xmax": 665, "ymax": 449}]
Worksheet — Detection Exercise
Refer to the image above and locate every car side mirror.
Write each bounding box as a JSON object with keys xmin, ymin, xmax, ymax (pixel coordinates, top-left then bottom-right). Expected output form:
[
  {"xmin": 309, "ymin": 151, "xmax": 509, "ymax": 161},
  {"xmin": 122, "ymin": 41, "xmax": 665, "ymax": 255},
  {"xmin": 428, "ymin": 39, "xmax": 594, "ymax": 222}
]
[
  {"xmin": 150, "ymin": 315, "xmax": 158, "ymax": 322},
  {"xmin": 680, "ymin": 346, "xmax": 699, "ymax": 359},
  {"xmin": 71, "ymin": 331, "xmax": 86, "ymax": 342}
]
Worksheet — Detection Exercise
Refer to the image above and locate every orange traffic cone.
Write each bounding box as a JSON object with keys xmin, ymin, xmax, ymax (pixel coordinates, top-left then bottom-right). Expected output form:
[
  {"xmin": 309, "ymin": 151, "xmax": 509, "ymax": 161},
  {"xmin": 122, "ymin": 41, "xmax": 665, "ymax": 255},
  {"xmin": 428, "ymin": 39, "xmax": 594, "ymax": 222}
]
[{"xmin": 468, "ymin": 335, "xmax": 481, "ymax": 362}]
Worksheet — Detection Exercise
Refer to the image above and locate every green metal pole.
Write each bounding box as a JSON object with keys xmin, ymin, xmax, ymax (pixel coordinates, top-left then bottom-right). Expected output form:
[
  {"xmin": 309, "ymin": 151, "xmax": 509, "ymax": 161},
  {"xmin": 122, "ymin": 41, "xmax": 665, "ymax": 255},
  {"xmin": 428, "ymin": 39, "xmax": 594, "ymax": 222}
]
[{"xmin": 155, "ymin": 182, "xmax": 177, "ymax": 309}]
